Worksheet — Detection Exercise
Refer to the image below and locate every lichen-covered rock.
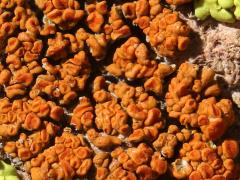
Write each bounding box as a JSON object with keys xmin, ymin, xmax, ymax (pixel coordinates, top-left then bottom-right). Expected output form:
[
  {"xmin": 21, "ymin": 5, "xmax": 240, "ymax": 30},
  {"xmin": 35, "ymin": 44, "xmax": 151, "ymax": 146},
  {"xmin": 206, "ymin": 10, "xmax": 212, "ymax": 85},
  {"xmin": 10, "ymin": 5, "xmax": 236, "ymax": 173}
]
[{"xmin": 0, "ymin": 1, "xmax": 239, "ymax": 180}]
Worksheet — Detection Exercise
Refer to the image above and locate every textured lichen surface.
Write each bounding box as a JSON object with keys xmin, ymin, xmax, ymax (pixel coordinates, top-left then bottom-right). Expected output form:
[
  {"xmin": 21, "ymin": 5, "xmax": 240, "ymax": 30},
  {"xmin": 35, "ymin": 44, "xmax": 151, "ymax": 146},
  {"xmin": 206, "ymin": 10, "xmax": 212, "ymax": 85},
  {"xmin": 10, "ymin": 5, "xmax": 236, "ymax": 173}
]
[{"xmin": 0, "ymin": 0, "xmax": 239, "ymax": 180}]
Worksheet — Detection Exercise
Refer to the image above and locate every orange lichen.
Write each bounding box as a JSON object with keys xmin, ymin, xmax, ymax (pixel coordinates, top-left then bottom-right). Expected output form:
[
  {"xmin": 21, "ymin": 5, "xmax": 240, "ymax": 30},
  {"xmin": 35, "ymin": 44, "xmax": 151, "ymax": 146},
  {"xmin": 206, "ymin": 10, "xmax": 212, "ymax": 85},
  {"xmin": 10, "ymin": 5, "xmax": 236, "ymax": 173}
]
[
  {"xmin": 108, "ymin": 81, "xmax": 165, "ymax": 133},
  {"xmin": 92, "ymin": 76, "xmax": 165, "ymax": 142},
  {"xmin": 171, "ymin": 133, "xmax": 239, "ymax": 179},
  {"xmin": 76, "ymin": 28, "xmax": 110, "ymax": 61},
  {"xmin": 0, "ymin": 1, "xmax": 40, "ymax": 42},
  {"xmin": 46, "ymin": 32, "xmax": 84, "ymax": 61},
  {"xmin": 4, "ymin": 121, "xmax": 59, "ymax": 161},
  {"xmin": 153, "ymin": 125, "xmax": 192, "ymax": 158},
  {"xmin": 35, "ymin": 0, "xmax": 84, "ymax": 30},
  {"xmin": 0, "ymin": 2, "xmax": 238, "ymax": 180},
  {"xmin": 5, "ymin": 32, "xmax": 43, "ymax": 70},
  {"xmin": 92, "ymin": 76, "xmax": 130, "ymax": 136},
  {"xmin": 144, "ymin": 9, "xmax": 191, "ymax": 57},
  {"xmin": 104, "ymin": 5, "xmax": 131, "ymax": 41},
  {"xmin": 87, "ymin": 128, "xmax": 122, "ymax": 150},
  {"xmin": 166, "ymin": 0, "xmax": 192, "ymax": 5},
  {"xmin": 95, "ymin": 100, "xmax": 129, "ymax": 135},
  {"xmin": 30, "ymin": 51, "xmax": 91, "ymax": 104},
  {"xmin": 0, "ymin": 96, "xmax": 64, "ymax": 138},
  {"xmin": 28, "ymin": 131, "xmax": 93, "ymax": 180},
  {"xmin": 92, "ymin": 143, "xmax": 167, "ymax": 179},
  {"xmin": 122, "ymin": 1, "xmax": 191, "ymax": 57},
  {"xmin": 109, "ymin": 143, "xmax": 168, "ymax": 179},
  {"xmin": 122, "ymin": 0, "xmax": 162, "ymax": 22},
  {"xmin": 85, "ymin": 1, "xmax": 131, "ymax": 41},
  {"xmin": 86, "ymin": 0, "xmax": 108, "ymax": 33},
  {"xmin": 70, "ymin": 97, "xmax": 94, "ymax": 131},
  {"xmin": 106, "ymin": 37, "xmax": 175, "ymax": 94},
  {"xmin": 166, "ymin": 63, "xmax": 235, "ymax": 140},
  {"xmin": 1, "ymin": 32, "xmax": 43, "ymax": 96}
]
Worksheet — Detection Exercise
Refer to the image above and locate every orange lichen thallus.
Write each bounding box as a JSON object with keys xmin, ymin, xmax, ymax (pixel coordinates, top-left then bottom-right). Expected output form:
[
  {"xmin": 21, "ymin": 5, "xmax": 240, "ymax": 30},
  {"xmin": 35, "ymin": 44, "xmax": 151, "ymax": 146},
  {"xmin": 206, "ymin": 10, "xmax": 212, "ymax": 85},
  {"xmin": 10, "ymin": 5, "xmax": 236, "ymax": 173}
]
[
  {"xmin": 166, "ymin": 63, "xmax": 235, "ymax": 140},
  {"xmin": 106, "ymin": 37, "xmax": 175, "ymax": 95},
  {"xmin": 122, "ymin": 0, "xmax": 191, "ymax": 58},
  {"xmin": 172, "ymin": 133, "xmax": 239, "ymax": 179},
  {"xmin": 27, "ymin": 131, "xmax": 93, "ymax": 180}
]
